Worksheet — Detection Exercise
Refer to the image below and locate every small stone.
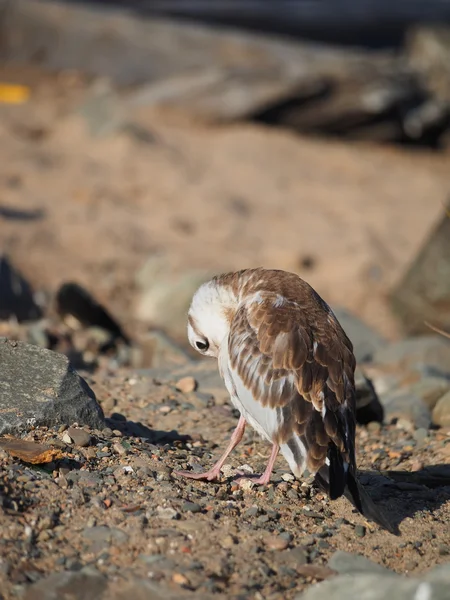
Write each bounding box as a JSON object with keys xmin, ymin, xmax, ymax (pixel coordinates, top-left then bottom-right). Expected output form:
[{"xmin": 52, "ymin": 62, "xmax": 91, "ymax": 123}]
[
  {"xmin": 438, "ymin": 544, "xmax": 450, "ymax": 556},
  {"xmin": 413, "ymin": 428, "xmax": 428, "ymax": 445},
  {"xmin": 62, "ymin": 433, "xmax": 73, "ymax": 444},
  {"xmin": 172, "ymin": 572, "xmax": 190, "ymax": 586},
  {"xmin": 156, "ymin": 506, "xmax": 179, "ymax": 520},
  {"xmin": 244, "ymin": 506, "xmax": 259, "ymax": 518},
  {"xmin": 175, "ymin": 376, "xmax": 198, "ymax": 393},
  {"xmin": 355, "ymin": 525, "xmax": 366, "ymax": 538},
  {"xmin": 266, "ymin": 535, "xmax": 290, "ymax": 550},
  {"xmin": 113, "ymin": 442, "xmax": 128, "ymax": 456},
  {"xmin": 182, "ymin": 501, "xmax": 202, "ymax": 513},
  {"xmin": 281, "ymin": 472, "xmax": 295, "ymax": 482},
  {"xmin": 67, "ymin": 427, "xmax": 92, "ymax": 447}
]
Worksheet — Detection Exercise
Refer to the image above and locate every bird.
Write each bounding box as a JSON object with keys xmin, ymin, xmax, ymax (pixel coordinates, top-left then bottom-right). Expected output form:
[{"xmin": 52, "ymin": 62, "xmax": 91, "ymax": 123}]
[{"xmin": 175, "ymin": 267, "xmax": 397, "ymax": 534}]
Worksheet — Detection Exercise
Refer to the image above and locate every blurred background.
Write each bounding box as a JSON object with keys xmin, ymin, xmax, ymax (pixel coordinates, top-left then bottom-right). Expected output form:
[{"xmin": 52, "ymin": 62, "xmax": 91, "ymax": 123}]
[{"xmin": 1, "ymin": 0, "xmax": 450, "ymax": 371}]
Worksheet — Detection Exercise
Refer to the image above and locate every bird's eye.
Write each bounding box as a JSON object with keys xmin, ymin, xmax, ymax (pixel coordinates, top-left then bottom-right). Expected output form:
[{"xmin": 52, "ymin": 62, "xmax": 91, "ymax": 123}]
[{"xmin": 195, "ymin": 340, "xmax": 209, "ymax": 351}]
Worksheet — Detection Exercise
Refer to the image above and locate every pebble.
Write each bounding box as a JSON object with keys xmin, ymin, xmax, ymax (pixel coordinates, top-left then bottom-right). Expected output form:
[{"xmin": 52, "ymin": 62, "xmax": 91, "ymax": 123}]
[
  {"xmin": 355, "ymin": 525, "xmax": 366, "ymax": 538},
  {"xmin": 182, "ymin": 501, "xmax": 202, "ymax": 513},
  {"xmin": 62, "ymin": 432, "xmax": 73, "ymax": 445},
  {"xmin": 172, "ymin": 572, "xmax": 190, "ymax": 586},
  {"xmin": 175, "ymin": 376, "xmax": 198, "ymax": 393},
  {"xmin": 266, "ymin": 535, "xmax": 290, "ymax": 551},
  {"xmin": 67, "ymin": 426, "xmax": 92, "ymax": 447},
  {"xmin": 156, "ymin": 506, "xmax": 179, "ymax": 520}
]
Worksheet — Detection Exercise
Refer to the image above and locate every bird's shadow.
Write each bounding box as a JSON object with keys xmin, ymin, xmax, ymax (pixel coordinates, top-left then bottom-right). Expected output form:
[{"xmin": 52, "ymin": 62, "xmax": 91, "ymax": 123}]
[
  {"xmin": 354, "ymin": 464, "xmax": 450, "ymax": 533},
  {"xmin": 105, "ymin": 414, "xmax": 191, "ymax": 445}
]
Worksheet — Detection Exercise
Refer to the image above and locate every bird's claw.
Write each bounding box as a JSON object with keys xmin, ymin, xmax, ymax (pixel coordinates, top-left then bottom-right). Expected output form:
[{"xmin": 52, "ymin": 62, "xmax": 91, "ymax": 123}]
[{"xmin": 173, "ymin": 469, "xmax": 220, "ymax": 482}]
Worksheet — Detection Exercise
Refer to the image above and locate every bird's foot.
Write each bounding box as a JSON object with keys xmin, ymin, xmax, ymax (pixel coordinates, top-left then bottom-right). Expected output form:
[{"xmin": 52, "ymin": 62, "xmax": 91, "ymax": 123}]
[{"xmin": 173, "ymin": 468, "xmax": 221, "ymax": 482}]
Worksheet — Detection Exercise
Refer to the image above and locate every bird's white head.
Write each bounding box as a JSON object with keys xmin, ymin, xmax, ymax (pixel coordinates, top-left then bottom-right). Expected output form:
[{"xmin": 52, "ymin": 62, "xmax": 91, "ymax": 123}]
[{"xmin": 187, "ymin": 278, "xmax": 237, "ymax": 358}]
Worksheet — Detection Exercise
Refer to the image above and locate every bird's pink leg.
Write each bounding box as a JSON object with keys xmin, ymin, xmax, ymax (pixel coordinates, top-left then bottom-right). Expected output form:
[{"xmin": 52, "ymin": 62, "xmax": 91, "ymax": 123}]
[
  {"xmin": 174, "ymin": 416, "xmax": 246, "ymax": 481},
  {"xmin": 236, "ymin": 443, "xmax": 279, "ymax": 486}
]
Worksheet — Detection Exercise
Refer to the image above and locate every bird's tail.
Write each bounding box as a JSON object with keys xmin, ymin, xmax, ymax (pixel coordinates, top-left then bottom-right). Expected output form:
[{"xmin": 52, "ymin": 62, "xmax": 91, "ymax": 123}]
[{"xmin": 315, "ymin": 455, "xmax": 399, "ymax": 535}]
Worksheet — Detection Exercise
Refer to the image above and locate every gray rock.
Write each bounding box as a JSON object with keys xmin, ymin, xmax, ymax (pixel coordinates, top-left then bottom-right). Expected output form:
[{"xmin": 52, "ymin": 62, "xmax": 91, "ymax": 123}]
[
  {"xmin": 295, "ymin": 572, "xmax": 450, "ymax": 600},
  {"xmin": 328, "ymin": 551, "xmax": 393, "ymax": 575},
  {"xmin": 390, "ymin": 204, "xmax": 450, "ymax": 335},
  {"xmin": 432, "ymin": 390, "xmax": 450, "ymax": 427},
  {"xmin": 333, "ymin": 308, "xmax": 387, "ymax": 363},
  {"xmin": 424, "ymin": 563, "xmax": 450, "ymax": 584},
  {"xmin": 408, "ymin": 376, "xmax": 450, "ymax": 410},
  {"xmin": 23, "ymin": 567, "xmax": 107, "ymax": 600},
  {"xmin": 379, "ymin": 390, "xmax": 431, "ymax": 429},
  {"xmin": 82, "ymin": 526, "xmax": 129, "ymax": 545},
  {"xmin": 67, "ymin": 426, "xmax": 92, "ymax": 447},
  {"xmin": 135, "ymin": 255, "xmax": 213, "ymax": 339},
  {"xmin": 109, "ymin": 577, "xmax": 209, "ymax": 600},
  {"xmin": 373, "ymin": 335, "xmax": 450, "ymax": 378},
  {"xmin": 0, "ymin": 338, "xmax": 104, "ymax": 435}
]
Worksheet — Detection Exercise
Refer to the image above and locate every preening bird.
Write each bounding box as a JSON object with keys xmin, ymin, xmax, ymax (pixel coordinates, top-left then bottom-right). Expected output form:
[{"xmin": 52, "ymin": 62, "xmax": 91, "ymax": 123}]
[{"xmin": 176, "ymin": 268, "xmax": 396, "ymax": 534}]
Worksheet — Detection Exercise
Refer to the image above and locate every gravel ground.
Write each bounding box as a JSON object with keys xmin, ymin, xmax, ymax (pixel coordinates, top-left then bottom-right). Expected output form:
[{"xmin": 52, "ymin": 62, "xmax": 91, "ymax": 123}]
[{"xmin": 1, "ymin": 365, "xmax": 449, "ymax": 600}]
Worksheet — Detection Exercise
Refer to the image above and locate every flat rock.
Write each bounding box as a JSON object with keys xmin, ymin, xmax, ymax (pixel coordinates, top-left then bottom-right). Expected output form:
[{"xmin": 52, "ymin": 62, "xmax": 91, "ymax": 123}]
[
  {"xmin": 328, "ymin": 551, "xmax": 393, "ymax": 575},
  {"xmin": 432, "ymin": 390, "xmax": 450, "ymax": 427},
  {"xmin": 295, "ymin": 572, "xmax": 450, "ymax": 600},
  {"xmin": 23, "ymin": 567, "xmax": 108, "ymax": 600},
  {"xmin": 333, "ymin": 307, "xmax": 387, "ymax": 363},
  {"xmin": 0, "ymin": 338, "xmax": 104, "ymax": 435}
]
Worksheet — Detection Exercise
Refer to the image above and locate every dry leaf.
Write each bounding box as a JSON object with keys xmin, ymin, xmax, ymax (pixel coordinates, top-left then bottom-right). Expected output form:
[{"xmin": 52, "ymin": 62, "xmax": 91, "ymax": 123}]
[{"xmin": 0, "ymin": 437, "xmax": 64, "ymax": 464}]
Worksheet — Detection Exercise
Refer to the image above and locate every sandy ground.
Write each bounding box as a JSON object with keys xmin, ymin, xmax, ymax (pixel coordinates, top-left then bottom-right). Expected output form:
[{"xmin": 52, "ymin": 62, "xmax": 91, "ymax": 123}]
[
  {"xmin": 0, "ymin": 364, "xmax": 449, "ymax": 600},
  {"xmin": 0, "ymin": 64, "xmax": 449, "ymax": 340}
]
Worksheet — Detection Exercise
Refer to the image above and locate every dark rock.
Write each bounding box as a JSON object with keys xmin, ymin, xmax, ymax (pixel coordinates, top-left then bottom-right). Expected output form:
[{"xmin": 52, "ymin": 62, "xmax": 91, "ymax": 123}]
[
  {"xmin": 0, "ymin": 255, "xmax": 42, "ymax": 322},
  {"xmin": 354, "ymin": 525, "xmax": 366, "ymax": 538},
  {"xmin": 333, "ymin": 308, "xmax": 386, "ymax": 363},
  {"xmin": 22, "ymin": 567, "xmax": 107, "ymax": 600},
  {"xmin": 56, "ymin": 282, "xmax": 130, "ymax": 345},
  {"xmin": 0, "ymin": 338, "xmax": 104, "ymax": 435},
  {"xmin": 354, "ymin": 368, "xmax": 384, "ymax": 425}
]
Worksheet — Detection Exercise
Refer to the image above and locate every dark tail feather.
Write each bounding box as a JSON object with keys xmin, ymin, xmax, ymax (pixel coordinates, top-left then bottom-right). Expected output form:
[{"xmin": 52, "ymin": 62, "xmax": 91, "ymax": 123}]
[{"xmin": 315, "ymin": 464, "xmax": 399, "ymax": 535}]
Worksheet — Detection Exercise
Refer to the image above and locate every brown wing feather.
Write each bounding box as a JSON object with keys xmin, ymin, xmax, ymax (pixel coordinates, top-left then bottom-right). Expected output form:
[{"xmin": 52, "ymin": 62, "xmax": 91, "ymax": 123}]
[{"xmin": 229, "ymin": 287, "xmax": 357, "ymax": 474}]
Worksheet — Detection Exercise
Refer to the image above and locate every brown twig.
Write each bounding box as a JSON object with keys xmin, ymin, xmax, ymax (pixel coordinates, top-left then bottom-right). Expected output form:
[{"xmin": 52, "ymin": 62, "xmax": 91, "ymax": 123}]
[{"xmin": 424, "ymin": 321, "xmax": 450, "ymax": 340}]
